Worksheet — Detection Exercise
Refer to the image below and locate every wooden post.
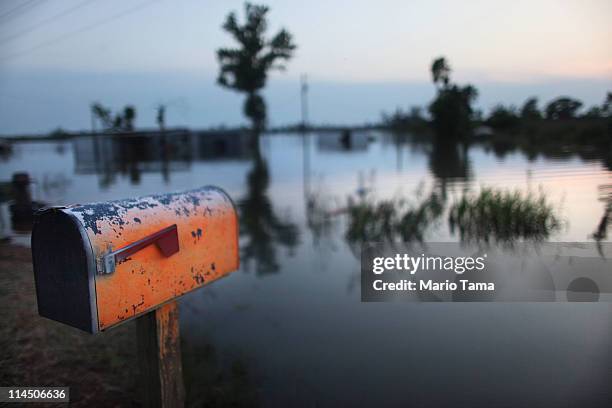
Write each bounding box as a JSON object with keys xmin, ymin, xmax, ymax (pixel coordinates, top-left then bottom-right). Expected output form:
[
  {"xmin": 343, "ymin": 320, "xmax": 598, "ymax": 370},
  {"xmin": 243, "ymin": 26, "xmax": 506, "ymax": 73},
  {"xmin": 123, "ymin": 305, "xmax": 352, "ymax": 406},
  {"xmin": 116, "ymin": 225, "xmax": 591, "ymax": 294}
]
[{"xmin": 137, "ymin": 301, "xmax": 185, "ymax": 408}]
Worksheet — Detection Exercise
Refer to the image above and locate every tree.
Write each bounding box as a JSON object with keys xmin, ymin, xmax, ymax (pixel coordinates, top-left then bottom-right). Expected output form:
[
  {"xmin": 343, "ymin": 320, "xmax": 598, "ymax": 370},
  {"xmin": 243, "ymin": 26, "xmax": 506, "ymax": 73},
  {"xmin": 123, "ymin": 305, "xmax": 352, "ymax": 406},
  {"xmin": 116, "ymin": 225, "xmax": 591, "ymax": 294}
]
[
  {"xmin": 427, "ymin": 57, "xmax": 478, "ymax": 138},
  {"xmin": 582, "ymin": 106, "xmax": 603, "ymax": 119},
  {"xmin": 545, "ymin": 97, "xmax": 583, "ymax": 120},
  {"xmin": 91, "ymin": 103, "xmax": 113, "ymax": 129},
  {"xmin": 121, "ymin": 106, "xmax": 136, "ymax": 131},
  {"xmin": 431, "ymin": 57, "xmax": 451, "ymax": 89},
  {"xmin": 91, "ymin": 103, "xmax": 137, "ymax": 132},
  {"xmin": 520, "ymin": 97, "xmax": 541, "ymax": 120},
  {"xmin": 216, "ymin": 3, "xmax": 296, "ymax": 131},
  {"xmin": 601, "ymin": 92, "xmax": 612, "ymax": 117},
  {"xmin": 381, "ymin": 105, "xmax": 426, "ymax": 129},
  {"xmin": 428, "ymin": 84, "xmax": 478, "ymax": 139},
  {"xmin": 487, "ymin": 104, "xmax": 520, "ymax": 130}
]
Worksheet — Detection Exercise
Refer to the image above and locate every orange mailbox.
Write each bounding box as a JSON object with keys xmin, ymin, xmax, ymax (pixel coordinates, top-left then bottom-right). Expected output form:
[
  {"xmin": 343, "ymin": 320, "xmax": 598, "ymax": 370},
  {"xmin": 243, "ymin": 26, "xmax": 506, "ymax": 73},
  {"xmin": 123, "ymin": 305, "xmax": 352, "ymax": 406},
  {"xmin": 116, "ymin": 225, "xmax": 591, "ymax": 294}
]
[{"xmin": 32, "ymin": 186, "xmax": 239, "ymax": 333}]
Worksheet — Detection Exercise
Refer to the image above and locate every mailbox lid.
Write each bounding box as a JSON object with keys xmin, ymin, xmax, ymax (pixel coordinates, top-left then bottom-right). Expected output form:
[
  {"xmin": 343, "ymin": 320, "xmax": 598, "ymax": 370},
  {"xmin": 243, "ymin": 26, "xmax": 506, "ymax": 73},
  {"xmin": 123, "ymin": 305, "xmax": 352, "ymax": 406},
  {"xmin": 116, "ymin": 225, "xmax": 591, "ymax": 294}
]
[{"xmin": 66, "ymin": 186, "xmax": 239, "ymax": 331}]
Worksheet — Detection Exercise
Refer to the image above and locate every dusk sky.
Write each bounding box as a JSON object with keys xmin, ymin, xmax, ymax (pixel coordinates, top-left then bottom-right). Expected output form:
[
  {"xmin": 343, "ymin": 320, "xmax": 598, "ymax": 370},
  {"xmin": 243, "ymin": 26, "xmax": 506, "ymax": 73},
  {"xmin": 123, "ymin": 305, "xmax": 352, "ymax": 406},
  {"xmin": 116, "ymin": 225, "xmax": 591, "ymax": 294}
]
[{"xmin": 1, "ymin": 0, "xmax": 610, "ymax": 134}]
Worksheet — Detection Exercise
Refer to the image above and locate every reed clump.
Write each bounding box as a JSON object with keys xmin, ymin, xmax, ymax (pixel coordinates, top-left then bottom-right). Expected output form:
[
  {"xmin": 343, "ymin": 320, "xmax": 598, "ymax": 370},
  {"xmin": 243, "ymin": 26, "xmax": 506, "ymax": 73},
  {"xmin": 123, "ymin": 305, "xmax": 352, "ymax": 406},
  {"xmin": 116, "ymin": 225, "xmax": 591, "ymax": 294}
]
[
  {"xmin": 346, "ymin": 192, "xmax": 444, "ymax": 244},
  {"xmin": 449, "ymin": 188, "xmax": 561, "ymax": 244}
]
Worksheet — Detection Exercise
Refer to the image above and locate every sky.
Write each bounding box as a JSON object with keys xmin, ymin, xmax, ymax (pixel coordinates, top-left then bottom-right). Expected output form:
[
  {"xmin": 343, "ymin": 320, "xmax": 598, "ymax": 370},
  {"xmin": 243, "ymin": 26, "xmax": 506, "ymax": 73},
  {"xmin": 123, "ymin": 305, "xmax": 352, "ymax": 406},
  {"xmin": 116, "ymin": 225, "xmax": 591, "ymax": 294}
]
[{"xmin": 0, "ymin": 0, "xmax": 611, "ymax": 134}]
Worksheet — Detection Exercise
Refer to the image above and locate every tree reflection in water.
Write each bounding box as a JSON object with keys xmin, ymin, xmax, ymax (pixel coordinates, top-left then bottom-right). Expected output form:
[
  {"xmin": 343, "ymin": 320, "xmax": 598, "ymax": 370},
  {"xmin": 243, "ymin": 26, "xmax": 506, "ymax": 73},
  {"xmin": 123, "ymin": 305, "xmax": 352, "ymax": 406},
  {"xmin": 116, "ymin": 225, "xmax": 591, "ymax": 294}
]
[
  {"xmin": 592, "ymin": 184, "xmax": 611, "ymax": 255},
  {"xmin": 238, "ymin": 144, "xmax": 299, "ymax": 275},
  {"xmin": 428, "ymin": 139, "xmax": 471, "ymax": 197}
]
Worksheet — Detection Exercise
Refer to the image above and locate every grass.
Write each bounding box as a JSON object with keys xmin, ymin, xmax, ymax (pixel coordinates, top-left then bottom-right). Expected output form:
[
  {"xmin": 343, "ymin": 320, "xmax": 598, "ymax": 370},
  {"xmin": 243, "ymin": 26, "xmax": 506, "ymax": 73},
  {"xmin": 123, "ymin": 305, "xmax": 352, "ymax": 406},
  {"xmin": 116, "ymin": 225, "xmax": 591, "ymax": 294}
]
[
  {"xmin": 449, "ymin": 188, "xmax": 562, "ymax": 244},
  {"xmin": 345, "ymin": 191, "xmax": 444, "ymax": 244},
  {"xmin": 345, "ymin": 186, "xmax": 562, "ymax": 245},
  {"xmin": 0, "ymin": 244, "xmax": 260, "ymax": 407},
  {"xmin": 0, "ymin": 244, "xmax": 138, "ymax": 407}
]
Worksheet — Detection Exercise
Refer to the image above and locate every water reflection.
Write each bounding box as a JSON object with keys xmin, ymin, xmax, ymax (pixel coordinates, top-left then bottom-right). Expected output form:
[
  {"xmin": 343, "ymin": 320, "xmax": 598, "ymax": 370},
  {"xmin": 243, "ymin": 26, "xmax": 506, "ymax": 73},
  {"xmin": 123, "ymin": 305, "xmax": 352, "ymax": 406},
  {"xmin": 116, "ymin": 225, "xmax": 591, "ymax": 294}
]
[
  {"xmin": 239, "ymin": 143, "xmax": 299, "ymax": 275},
  {"xmin": 478, "ymin": 120, "xmax": 612, "ymax": 171},
  {"xmin": 593, "ymin": 184, "xmax": 611, "ymax": 254},
  {"xmin": 1, "ymin": 128, "xmax": 609, "ymax": 251},
  {"xmin": 429, "ymin": 139, "xmax": 471, "ymax": 195},
  {"xmin": 316, "ymin": 130, "xmax": 368, "ymax": 152},
  {"xmin": 73, "ymin": 130, "xmax": 250, "ymax": 187},
  {"xmin": 181, "ymin": 335, "xmax": 260, "ymax": 407},
  {"xmin": 1, "ymin": 128, "xmax": 611, "ymax": 406},
  {"xmin": 74, "ymin": 131, "xmax": 191, "ymax": 187}
]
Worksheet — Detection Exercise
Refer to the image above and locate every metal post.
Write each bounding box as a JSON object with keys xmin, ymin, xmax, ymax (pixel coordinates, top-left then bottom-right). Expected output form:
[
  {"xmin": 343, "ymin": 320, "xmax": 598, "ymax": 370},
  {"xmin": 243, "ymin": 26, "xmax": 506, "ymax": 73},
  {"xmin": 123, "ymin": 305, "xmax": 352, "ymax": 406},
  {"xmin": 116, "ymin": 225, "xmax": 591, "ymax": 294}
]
[
  {"xmin": 91, "ymin": 104, "xmax": 97, "ymax": 134},
  {"xmin": 300, "ymin": 74, "xmax": 308, "ymax": 128}
]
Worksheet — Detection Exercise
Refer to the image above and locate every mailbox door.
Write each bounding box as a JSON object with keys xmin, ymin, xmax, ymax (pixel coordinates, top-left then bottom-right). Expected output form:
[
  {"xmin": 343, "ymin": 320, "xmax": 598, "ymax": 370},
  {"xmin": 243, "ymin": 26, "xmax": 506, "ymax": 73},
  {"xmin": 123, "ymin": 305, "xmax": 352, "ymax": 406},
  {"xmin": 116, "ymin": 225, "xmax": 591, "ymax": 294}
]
[
  {"xmin": 67, "ymin": 186, "xmax": 239, "ymax": 331},
  {"xmin": 32, "ymin": 209, "xmax": 98, "ymax": 333}
]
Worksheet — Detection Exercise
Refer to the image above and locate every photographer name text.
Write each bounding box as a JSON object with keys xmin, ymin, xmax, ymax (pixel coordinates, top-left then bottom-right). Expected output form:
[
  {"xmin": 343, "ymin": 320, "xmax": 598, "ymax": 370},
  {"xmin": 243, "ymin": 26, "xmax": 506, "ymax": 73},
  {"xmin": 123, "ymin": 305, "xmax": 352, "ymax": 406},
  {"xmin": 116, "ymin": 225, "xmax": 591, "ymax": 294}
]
[{"xmin": 371, "ymin": 254, "xmax": 494, "ymax": 292}]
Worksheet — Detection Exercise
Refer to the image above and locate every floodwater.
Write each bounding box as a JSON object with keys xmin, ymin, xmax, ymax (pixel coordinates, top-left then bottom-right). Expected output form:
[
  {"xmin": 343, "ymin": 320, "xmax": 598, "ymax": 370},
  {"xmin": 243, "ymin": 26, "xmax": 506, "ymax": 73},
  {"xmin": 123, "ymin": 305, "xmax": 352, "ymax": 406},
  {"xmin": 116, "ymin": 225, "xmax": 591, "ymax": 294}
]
[{"xmin": 1, "ymin": 130, "xmax": 611, "ymax": 407}]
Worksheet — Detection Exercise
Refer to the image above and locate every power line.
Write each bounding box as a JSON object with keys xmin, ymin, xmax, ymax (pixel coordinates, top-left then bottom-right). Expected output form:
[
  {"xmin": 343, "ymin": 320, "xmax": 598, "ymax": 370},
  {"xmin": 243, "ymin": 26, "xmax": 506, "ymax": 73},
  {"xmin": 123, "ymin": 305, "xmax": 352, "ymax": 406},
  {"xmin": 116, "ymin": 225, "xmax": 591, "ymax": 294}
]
[
  {"xmin": 0, "ymin": 0, "xmax": 99, "ymax": 46},
  {"xmin": 0, "ymin": 0, "xmax": 159, "ymax": 63},
  {"xmin": 0, "ymin": 0, "xmax": 45, "ymax": 22}
]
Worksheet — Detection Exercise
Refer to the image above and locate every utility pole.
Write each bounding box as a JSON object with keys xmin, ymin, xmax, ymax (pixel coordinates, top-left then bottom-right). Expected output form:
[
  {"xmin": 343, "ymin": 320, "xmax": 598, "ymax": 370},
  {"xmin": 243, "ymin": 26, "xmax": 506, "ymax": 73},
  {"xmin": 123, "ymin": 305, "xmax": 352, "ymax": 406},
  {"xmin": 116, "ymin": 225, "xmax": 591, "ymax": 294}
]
[
  {"xmin": 156, "ymin": 105, "xmax": 166, "ymax": 132},
  {"xmin": 300, "ymin": 74, "xmax": 308, "ymax": 129},
  {"xmin": 90, "ymin": 103, "xmax": 97, "ymax": 134}
]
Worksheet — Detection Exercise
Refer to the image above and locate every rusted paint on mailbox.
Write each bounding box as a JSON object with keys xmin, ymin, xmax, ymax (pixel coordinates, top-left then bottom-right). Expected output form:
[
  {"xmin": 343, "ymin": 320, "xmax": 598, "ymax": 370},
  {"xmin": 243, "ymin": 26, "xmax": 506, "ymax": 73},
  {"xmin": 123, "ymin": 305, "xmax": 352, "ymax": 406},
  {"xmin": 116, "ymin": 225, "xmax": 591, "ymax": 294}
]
[{"xmin": 32, "ymin": 186, "xmax": 239, "ymax": 333}]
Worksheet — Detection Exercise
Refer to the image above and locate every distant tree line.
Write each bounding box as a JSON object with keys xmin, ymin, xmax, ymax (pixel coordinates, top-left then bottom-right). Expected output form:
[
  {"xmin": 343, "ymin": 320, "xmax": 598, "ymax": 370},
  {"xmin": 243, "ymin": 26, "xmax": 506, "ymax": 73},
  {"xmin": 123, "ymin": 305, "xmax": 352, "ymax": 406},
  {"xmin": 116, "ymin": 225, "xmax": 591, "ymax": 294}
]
[
  {"xmin": 383, "ymin": 57, "xmax": 612, "ymax": 135},
  {"xmin": 486, "ymin": 93, "xmax": 612, "ymax": 131}
]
